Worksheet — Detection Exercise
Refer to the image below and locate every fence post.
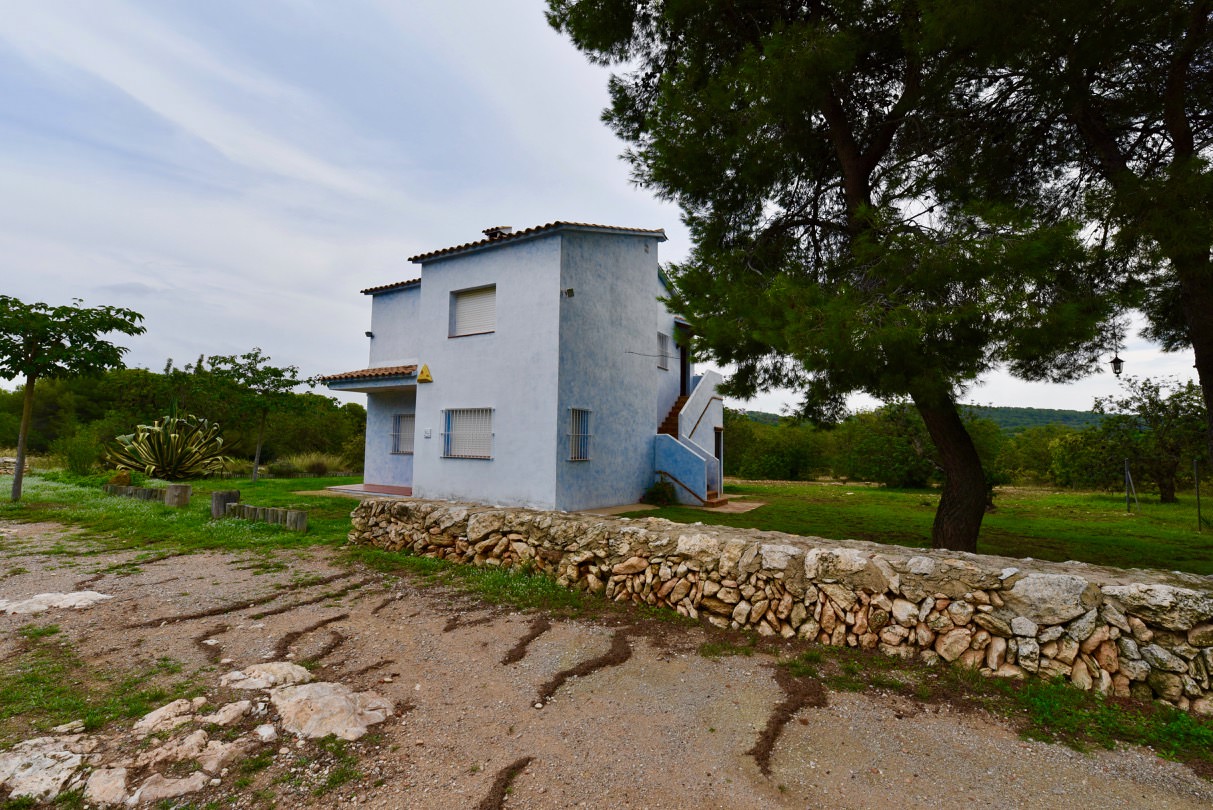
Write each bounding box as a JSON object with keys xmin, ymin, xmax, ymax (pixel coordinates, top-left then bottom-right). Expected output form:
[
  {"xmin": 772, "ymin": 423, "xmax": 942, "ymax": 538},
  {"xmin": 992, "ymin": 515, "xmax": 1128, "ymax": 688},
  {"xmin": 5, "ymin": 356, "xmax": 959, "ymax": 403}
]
[
  {"xmin": 286, "ymin": 510, "xmax": 308, "ymax": 532},
  {"xmin": 211, "ymin": 490, "xmax": 240, "ymax": 519},
  {"xmin": 165, "ymin": 484, "xmax": 191, "ymax": 508}
]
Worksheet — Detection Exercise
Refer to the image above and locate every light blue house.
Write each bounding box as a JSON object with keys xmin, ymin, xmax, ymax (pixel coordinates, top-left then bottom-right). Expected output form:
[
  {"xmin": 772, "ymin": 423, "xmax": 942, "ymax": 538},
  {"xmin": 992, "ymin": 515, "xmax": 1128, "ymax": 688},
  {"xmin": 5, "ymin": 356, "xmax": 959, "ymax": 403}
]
[{"xmin": 322, "ymin": 222, "xmax": 724, "ymax": 511}]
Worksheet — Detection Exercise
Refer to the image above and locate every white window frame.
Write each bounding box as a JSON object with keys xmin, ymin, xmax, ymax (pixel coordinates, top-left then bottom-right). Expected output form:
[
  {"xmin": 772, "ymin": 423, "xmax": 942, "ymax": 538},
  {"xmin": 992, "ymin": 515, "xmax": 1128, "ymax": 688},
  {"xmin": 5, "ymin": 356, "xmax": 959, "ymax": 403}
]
[
  {"xmin": 568, "ymin": 408, "xmax": 592, "ymax": 461},
  {"xmin": 450, "ymin": 285, "xmax": 496, "ymax": 337},
  {"xmin": 442, "ymin": 408, "xmax": 494, "ymax": 459},
  {"xmin": 390, "ymin": 413, "xmax": 415, "ymax": 455},
  {"xmin": 657, "ymin": 332, "xmax": 671, "ymax": 370}
]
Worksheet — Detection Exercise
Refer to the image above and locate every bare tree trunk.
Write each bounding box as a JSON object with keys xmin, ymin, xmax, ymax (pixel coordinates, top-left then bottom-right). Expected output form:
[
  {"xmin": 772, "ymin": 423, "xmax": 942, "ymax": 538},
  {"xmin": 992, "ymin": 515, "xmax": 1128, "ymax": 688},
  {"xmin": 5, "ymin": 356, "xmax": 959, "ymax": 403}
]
[
  {"xmin": 911, "ymin": 383, "xmax": 987, "ymax": 552},
  {"xmin": 251, "ymin": 409, "xmax": 267, "ymax": 484},
  {"xmin": 10, "ymin": 374, "xmax": 36, "ymax": 502}
]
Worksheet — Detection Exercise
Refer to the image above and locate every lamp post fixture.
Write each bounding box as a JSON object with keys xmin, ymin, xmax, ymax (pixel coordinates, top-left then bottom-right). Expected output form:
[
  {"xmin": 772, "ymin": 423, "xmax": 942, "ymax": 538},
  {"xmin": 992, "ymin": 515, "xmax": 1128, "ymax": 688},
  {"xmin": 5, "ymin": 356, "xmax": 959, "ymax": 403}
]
[{"xmin": 1110, "ymin": 354, "xmax": 1124, "ymax": 377}]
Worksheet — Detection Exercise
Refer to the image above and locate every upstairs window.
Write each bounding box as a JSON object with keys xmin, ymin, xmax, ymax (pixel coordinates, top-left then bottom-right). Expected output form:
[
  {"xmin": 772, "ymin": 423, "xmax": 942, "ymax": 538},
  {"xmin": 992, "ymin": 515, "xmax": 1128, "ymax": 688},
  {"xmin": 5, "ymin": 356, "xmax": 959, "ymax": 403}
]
[
  {"xmin": 390, "ymin": 413, "xmax": 415, "ymax": 455},
  {"xmin": 442, "ymin": 408, "xmax": 493, "ymax": 459},
  {"xmin": 657, "ymin": 332, "xmax": 671, "ymax": 370},
  {"xmin": 569, "ymin": 408, "xmax": 592, "ymax": 461},
  {"xmin": 450, "ymin": 285, "xmax": 496, "ymax": 336}
]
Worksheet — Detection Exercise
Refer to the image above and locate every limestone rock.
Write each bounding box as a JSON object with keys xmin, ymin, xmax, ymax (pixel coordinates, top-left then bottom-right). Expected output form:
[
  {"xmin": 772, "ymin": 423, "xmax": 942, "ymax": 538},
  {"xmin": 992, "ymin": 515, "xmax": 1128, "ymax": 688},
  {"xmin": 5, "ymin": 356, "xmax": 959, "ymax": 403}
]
[
  {"xmin": 1011, "ymin": 616, "xmax": 1038, "ymax": 637},
  {"xmin": 130, "ymin": 772, "xmax": 210, "ymax": 805},
  {"xmin": 891, "ymin": 599, "xmax": 918, "ymax": 627},
  {"xmin": 1147, "ymin": 670, "xmax": 1184, "ymax": 702},
  {"xmin": 935, "ymin": 628, "xmax": 972, "ymax": 662},
  {"xmin": 134, "ymin": 729, "xmax": 209, "ymax": 769},
  {"xmin": 199, "ymin": 738, "xmax": 253, "ymax": 774},
  {"xmin": 1188, "ymin": 622, "xmax": 1213, "ymax": 647},
  {"xmin": 0, "ymin": 590, "xmax": 112, "ymax": 615},
  {"xmin": 1140, "ymin": 643, "xmax": 1188, "ymax": 673},
  {"xmin": 132, "ymin": 699, "xmax": 198, "ymax": 737},
  {"xmin": 198, "ymin": 700, "xmax": 251, "ymax": 726},
  {"xmin": 612, "ymin": 556, "xmax": 649, "ymax": 575},
  {"xmin": 1103, "ymin": 583, "xmax": 1213, "ymax": 631},
  {"xmin": 220, "ymin": 662, "xmax": 313, "ymax": 690},
  {"xmin": 1001, "ymin": 574, "xmax": 1100, "ymax": 625},
  {"xmin": 0, "ymin": 736, "xmax": 87, "ymax": 801},
  {"xmin": 271, "ymin": 682, "xmax": 393, "ymax": 741},
  {"xmin": 84, "ymin": 766, "xmax": 127, "ymax": 806}
]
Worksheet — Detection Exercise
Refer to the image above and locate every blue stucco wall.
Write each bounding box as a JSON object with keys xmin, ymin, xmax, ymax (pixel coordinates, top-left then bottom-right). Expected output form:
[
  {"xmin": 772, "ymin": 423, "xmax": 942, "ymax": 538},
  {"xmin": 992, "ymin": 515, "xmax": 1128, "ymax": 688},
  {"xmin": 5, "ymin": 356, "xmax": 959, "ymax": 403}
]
[
  {"xmin": 408, "ymin": 235, "xmax": 563, "ymax": 508},
  {"xmin": 553, "ymin": 231, "xmax": 681, "ymax": 511},
  {"xmin": 368, "ymin": 285, "xmax": 420, "ymax": 368},
  {"xmin": 364, "ymin": 388, "xmax": 416, "ymax": 488}
]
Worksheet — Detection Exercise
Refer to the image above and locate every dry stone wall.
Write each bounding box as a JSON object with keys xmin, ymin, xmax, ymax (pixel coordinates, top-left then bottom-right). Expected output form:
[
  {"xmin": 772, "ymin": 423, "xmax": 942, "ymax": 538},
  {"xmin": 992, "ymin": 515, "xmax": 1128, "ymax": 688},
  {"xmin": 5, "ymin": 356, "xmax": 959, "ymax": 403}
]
[{"xmin": 349, "ymin": 498, "xmax": 1213, "ymax": 713}]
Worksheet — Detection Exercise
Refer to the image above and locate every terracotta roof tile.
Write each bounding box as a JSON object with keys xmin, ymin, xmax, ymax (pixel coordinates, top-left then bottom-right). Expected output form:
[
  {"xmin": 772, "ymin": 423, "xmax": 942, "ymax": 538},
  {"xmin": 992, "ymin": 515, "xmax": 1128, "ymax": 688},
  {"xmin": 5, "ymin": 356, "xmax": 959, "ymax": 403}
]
[
  {"xmin": 320, "ymin": 364, "xmax": 418, "ymax": 383},
  {"xmin": 407, "ymin": 221, "xmax": 666, "ymax": 263},
  {"xmin": 360, "ymin": 278, "xmax": 420, "ymax": 295}
]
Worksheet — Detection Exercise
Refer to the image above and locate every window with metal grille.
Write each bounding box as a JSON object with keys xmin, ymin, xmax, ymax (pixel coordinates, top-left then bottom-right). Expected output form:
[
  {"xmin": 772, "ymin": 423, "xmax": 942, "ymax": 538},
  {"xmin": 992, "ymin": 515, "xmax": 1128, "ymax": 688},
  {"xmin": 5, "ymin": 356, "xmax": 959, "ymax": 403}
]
[
  {"xmin": 442, "ymin": 408, "xmax": 493, "ymax": 459},
  {"xmin": 569, "ymin": 408, "xmax": 592, "ymax": 461},
  {"xmin": 390, "ymin": 413, "xmax": 415, "ymax": 454},
  {"xmin": 657, "ymin": 332, "xmax": 670, "ymax": 370},
  {"xmin": 450, "ymin": 285, "xmax": 496, "ymax": 336}
]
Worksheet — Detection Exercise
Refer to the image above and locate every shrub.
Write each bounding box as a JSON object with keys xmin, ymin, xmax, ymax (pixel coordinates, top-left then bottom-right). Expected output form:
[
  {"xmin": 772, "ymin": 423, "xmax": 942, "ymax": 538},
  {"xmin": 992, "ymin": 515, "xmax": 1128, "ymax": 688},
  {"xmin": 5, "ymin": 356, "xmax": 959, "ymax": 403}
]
[
  {"xmin": 106, "ymin": 413, "xmax": 228, "ymax": 481},
  {"xmin": 269, "ymin": 452, "xmax": 347, "ymax": 477},
  {"xmin": 49, "ymin": 430, "xmax": 103, "ymax": 475},
  {"xmin": 641, "ymin": 480, "xmax": 677, "ymax": 506}
]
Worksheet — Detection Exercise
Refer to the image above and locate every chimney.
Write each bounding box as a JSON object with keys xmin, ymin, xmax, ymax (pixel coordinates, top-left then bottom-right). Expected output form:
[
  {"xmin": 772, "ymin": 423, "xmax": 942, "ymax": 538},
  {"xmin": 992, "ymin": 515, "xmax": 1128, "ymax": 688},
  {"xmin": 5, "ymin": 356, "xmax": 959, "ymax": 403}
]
[{"xmin": 482, "ymin": 225, "xmax": 513, "ymax": 240}]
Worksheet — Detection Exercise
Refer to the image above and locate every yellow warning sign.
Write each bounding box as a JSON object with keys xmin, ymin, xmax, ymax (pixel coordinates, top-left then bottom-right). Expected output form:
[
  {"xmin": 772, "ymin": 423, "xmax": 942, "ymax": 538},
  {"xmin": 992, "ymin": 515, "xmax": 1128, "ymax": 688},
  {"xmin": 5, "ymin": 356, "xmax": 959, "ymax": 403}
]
[{"xmin": 417, "ymin": 364, "xmax": 433, "ymax": 383}]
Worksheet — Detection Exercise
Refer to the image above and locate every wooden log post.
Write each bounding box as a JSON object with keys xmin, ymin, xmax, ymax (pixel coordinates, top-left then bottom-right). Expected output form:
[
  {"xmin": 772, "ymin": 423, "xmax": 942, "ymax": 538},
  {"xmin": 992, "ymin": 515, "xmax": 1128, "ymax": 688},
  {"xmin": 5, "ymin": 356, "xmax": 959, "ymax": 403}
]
[
  {"xmin": 211, "ymin": 490, "xmax": 240, "ymax": 519},
  {"xmin": 165, "ymin": 484, "xmax": 192, "ymax": 508},
  {"xmin": 285, "ymin": 510, "xmax": 308, "ymax": 532},
  {"xmin": 225, "ymin": 501, "xmax": 239, "ymax": 517}
]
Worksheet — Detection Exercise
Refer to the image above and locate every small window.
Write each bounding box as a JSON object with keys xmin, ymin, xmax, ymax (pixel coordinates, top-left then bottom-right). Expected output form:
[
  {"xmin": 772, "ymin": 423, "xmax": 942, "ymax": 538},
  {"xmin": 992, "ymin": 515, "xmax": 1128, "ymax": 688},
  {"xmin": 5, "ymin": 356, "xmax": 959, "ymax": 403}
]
[
  {"xmin": 450, "ymin": 285, "xmax": 496, "ymax": 336},
  {"xmin": 569, "ymin": 408, "xmax": 592, "ymax": 461},
  {"xmin": 442, "ymin": 408, "xmax": 493, "ymax": 459},
  {"xmin": 391, "ymin": 413, "xmax": 415, "ymax": 455},
  {"xmin": 657, "ymin": 332, "xmax": 671, "ymax": 370}
]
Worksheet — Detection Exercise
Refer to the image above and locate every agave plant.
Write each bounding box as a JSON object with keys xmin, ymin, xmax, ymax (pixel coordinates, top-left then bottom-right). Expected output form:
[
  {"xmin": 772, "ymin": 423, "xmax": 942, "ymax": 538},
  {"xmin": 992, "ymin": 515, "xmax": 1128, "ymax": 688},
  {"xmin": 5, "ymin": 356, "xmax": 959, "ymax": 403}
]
[{"xmin": 107, "ymin": 413, "xmax": 228, "ymax": 481}]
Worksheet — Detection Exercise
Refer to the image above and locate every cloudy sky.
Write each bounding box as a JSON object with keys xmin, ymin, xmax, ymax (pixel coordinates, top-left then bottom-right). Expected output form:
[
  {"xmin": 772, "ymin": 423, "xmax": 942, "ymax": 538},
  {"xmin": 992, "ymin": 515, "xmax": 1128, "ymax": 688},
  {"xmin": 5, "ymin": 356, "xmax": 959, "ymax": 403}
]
[{"xmin": 0, "ymin": 0, "xmax": 1197, "ymax": 414}]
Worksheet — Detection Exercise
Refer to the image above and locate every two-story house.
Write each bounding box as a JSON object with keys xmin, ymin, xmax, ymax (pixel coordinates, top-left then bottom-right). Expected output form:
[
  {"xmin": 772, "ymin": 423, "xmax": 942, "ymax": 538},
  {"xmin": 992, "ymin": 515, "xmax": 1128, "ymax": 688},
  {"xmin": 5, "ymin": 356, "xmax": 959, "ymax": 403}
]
[{"xmin": 322, "ymin": 222, "xmax": 724, "ymax": 512}]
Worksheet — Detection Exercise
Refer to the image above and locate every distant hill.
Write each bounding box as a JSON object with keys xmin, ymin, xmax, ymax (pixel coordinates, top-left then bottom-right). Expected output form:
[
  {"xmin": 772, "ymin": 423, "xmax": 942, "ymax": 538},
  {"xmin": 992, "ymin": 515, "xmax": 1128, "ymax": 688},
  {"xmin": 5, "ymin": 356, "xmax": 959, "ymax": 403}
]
[
  {"xmin": 739, "ymin": 405, "xmax": 1101, "ymax": 433},
  {"xmin": 963, "ymin": 405, "xmax": 1103, "ymax": 434}
]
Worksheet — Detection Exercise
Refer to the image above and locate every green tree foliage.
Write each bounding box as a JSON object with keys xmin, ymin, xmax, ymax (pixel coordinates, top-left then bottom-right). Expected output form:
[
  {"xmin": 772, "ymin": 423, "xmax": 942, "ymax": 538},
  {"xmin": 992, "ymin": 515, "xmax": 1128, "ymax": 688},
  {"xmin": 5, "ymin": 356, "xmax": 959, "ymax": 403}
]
[
  {"xmin": 0, "ymin": 366, "xmax": 365, "ymax": 470},
  {"xmin": 946, "ymin": 0, "xmax": 1213, "ymax": 457},
  {"xmin": 107, "ymin": 413, "xmax": 228, "ymax": 481},
  {"xmin": 1093, "ymin": 377, "xmax": 1209, "ymax": 502},
  {"xmin": 549, "ymin": 0, "xmax": 1117, "ymax": 552},
  {"xmin": 997, "ymin": 424, "xmax": 1076, "ymax": 485},
  {"xmin": 0, "ymin": 296, "xmax": 144, "ymax": 500},
  {"xmin": 722, "ymin": 409, "xmax": 831, "ymax": 481},
  {"xmin": 206, "ymin": 349, "xmax": 307, "ymax": 483}
]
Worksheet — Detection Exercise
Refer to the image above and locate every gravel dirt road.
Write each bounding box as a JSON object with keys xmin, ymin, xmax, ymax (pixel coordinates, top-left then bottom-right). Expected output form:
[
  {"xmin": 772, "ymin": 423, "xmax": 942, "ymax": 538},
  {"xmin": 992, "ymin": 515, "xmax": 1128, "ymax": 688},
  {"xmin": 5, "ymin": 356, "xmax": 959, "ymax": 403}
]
[{"xmin": 2, "ymin": 519, "xmax": 1211, "ymax": 809}]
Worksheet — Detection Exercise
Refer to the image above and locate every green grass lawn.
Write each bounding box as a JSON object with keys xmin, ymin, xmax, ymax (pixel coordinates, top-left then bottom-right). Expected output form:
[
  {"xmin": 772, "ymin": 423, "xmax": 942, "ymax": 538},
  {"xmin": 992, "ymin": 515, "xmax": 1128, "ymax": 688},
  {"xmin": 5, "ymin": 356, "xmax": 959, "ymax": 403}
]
[
  {"xmin": 624, "ymin": 480, "xmax": 1213, "ymax": 575},
  {"xmin": 0, "ymin": 473, "xmax": 362, "ymax": 555}
]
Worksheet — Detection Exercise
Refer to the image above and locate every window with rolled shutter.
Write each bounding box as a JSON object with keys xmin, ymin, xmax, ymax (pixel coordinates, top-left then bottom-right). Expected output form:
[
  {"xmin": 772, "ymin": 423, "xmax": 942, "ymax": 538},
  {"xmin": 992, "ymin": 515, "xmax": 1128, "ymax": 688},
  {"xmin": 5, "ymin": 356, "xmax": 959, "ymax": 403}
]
[{"xmin": 450, "ymin": 286, "xmax": 496, "ymax": 336}]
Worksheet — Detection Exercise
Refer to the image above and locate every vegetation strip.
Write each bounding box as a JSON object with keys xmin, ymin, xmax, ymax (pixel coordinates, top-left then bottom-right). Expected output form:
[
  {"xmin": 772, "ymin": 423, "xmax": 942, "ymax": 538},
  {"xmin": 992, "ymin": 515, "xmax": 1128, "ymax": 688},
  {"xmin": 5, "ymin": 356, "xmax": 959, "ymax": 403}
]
[
  {"xmin": 192, "ymin": 623, "xmax": 229, "ymax": 664},
  {"xmin": 474, "ymin": 756, "xmax": 534, "ymax": 810},
  {"xmin": 501, "ymin": 616, "xmax": 553, "ymax": 665},
  {"xmin": 746, "ymin": 665, "xmax": 828, "ymax": 777},
  {"xmin": 273, "ymin": 613, "xmax": 349, "ymax": 660},
  {"xmin": 303, "ymin": 630, "xmax": 348, "ymax": 668},
  {"xmin": 537, "ymin": 630, "xmax": 632, "ymax": 703},
  {"xmin": 248, "ymin": 577, "xmax": 377, "ymax": 619},
  {"xmin": 345, "ymin": 658, "xmax": 395, "ymax": 679},
  {"xmin": 442, "ymin": 614, "xmax": 495, "ymax": 633}
]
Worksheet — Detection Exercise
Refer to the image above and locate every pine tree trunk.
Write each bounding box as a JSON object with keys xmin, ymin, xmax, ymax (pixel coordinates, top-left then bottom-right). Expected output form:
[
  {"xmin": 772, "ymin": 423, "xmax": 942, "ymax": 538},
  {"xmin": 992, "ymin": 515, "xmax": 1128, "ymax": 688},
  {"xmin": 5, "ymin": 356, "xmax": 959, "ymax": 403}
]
[
  {"xmin": 1176, "ymin": 258, "xmax": 1213, "ymax": 466},
  {"xmin": 10, "ymin": 374, "xmax": 36, "ymax": 502},
  {"xmin": 911, "ymin": 384, "xmax": 987, "ymax": 552}
]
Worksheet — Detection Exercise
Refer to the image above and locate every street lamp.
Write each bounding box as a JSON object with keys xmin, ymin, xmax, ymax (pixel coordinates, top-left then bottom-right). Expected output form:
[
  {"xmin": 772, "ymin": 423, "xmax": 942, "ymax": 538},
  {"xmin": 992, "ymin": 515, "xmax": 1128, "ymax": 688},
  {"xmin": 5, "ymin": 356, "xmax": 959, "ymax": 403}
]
[{"xmin": 1110, "ymin": 354, "xmax": 1124, "ymax": 377}]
